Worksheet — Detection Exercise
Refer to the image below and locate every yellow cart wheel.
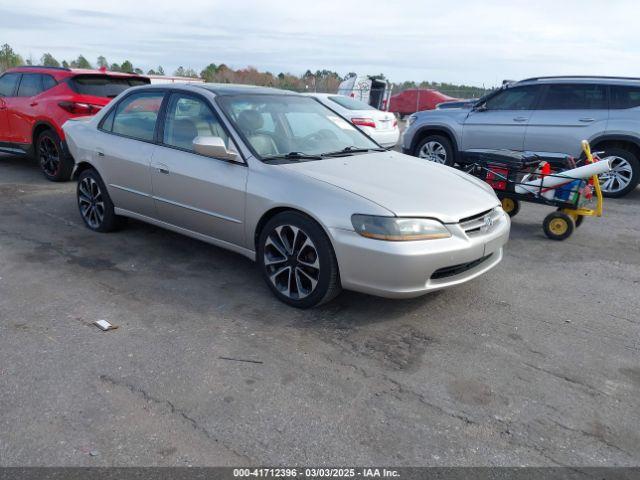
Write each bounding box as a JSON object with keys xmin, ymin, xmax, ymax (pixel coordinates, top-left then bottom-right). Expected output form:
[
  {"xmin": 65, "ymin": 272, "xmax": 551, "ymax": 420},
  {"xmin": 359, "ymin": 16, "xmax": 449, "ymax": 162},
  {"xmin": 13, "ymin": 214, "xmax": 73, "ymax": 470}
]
[
  {"xmin": 501, "ymin": 197, "xmax": 520, "ymax": 217},
  {"xmin": 575, "ymin": 215, "xmax": 584, "ymax": 228},
  {"xmin": 543, "ymin": 211, "xmax": 575, "ymax": 241}
]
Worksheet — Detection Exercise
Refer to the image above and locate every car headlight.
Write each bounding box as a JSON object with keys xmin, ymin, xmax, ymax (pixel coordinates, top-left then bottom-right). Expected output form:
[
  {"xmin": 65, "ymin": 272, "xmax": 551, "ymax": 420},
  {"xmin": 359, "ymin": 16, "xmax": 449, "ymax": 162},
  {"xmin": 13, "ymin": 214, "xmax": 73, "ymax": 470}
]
[
  {"xmin": 351, "ymin": 215, "xmax": 451, "ymax": 241},
  {"xmin": 406, "ymin": 114, "xmax": 417, "ymax": 127}
]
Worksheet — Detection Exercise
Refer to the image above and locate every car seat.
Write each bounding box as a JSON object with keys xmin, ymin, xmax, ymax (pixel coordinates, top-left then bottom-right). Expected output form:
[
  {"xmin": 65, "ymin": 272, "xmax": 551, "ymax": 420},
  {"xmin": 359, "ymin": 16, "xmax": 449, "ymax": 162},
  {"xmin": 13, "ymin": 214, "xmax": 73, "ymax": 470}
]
[{"xmin": 236, "ymin": 110, "xmax": 278, "ymax": 156}]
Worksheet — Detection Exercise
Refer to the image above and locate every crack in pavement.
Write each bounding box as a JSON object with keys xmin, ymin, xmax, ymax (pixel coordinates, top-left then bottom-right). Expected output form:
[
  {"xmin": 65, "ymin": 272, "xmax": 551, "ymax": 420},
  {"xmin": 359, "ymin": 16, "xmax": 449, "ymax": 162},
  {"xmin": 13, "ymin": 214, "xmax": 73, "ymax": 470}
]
[
  {"xmin": 548, "ymin": 419, "xmax": 632, "ymax": 457},
  {"xmin": 99, "ymin": 374, "xmax": 252, "ymax": 463},
  {"xmin": 522, "ymin": 362, "xmax": 609, "ymax": 398}
]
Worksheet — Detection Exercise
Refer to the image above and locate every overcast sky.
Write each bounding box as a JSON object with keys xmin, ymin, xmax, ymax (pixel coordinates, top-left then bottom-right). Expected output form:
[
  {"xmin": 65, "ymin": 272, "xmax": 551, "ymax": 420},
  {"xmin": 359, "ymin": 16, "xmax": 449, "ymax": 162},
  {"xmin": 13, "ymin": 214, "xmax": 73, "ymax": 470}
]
[{"xmin": 2, "ymin": 0, "xmax": 639, "ymax": 87}]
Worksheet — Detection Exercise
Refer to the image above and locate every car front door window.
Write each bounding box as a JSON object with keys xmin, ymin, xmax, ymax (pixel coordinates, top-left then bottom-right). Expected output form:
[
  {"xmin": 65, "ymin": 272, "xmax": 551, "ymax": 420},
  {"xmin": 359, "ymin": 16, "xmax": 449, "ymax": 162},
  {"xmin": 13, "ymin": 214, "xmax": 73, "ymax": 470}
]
[
  {"xmin": 163, "ymin": 95, "xmax": 230, "ymax": 152},
  {"xmin": 0, "ymin": 73, "xmax": 20, "ymax": 97},
  {"xmin": 485, "ymin": 86, "xmax": 540, "ymax": 111}
]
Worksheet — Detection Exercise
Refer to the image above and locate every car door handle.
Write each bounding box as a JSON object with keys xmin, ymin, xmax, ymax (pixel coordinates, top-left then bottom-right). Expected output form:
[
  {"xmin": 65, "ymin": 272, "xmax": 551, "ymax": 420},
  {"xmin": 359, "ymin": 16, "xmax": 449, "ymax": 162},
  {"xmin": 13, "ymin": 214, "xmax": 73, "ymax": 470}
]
[
  {"xmin": 579, "ymin": 117, "xmax": 595, "ymax": 123},
  {"xmin": 30, "ymin": 102, "xmax": 38, "ymax": 107},
  {"xmin": 96, "ymin": 151, "xmax": 105, "ymax": 157},
  {"xmin": 513, "ymin": 116, "xmax": 528, "ymax": 122},
  {"xmin": 152, "ymin": 162, "xmax": 170, "ymax": 175}
]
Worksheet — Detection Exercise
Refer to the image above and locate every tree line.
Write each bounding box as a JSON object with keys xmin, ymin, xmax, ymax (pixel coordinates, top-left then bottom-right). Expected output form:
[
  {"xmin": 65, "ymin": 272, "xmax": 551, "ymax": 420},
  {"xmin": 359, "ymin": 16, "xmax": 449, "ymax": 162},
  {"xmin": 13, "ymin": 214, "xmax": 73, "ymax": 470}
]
[{"xmin": 0, "ymin": 43, "xmax": 489, "ymax": 97}]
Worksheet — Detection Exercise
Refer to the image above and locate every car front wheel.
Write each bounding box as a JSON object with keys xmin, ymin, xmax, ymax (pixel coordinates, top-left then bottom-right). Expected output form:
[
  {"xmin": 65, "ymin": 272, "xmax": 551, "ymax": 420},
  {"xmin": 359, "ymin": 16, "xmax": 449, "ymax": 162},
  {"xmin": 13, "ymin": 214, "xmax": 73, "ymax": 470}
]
[
  {"xmin": 258, "ymin": 211, "xmax": 341, "ymax": 308},
  {"xmin": 597, "ymin": 147, "xmax": 639, "ymax": 197},
  {"xmin": 414, "ymin": 134, "xmax": 454, "ymax": 166}
]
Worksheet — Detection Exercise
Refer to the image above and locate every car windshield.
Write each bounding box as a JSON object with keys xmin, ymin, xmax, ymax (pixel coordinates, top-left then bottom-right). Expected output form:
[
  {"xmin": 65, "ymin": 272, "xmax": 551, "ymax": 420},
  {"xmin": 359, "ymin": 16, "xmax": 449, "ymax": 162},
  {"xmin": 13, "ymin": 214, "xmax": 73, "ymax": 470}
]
[{"xmin": 216, "ymin": 94, "xmax": 380, "ymax": 160}]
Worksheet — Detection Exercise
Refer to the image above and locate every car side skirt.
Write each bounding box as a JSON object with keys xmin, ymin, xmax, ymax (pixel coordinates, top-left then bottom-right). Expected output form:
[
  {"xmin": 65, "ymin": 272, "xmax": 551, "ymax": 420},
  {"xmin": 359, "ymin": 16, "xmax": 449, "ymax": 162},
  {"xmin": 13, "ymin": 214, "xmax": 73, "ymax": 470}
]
[
  {"xmin": 0, "ymin": 142, "xmax": 30, "ymax": 155},
  {"xmin": 114, "ymin": 208, "xmax": 257, "ymax": 261}
]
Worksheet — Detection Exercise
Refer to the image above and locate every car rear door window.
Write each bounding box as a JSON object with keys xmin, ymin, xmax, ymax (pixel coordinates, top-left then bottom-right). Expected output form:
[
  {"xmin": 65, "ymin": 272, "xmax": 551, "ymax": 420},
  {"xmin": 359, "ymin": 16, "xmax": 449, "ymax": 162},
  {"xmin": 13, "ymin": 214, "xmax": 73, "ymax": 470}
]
[
  {"xmin": 538, "ymin": 84, "xmax": 607, "ymax": 110},
  {"xmin": 17, "ymin": 74, "xmax": 44, "ymax": 97},
  {"xmin": 163, "ymin": 94, "xmax": 229, "ymax": 151},
  {"xmin": 485, "ymin": 86, "xmax": 541, "ymax": 110},
  {"xmin": 0, "ymin": 73, "xmax": 20, "ymax": 96},
  {"xmin": 111, "ymin": 92, "xmax": 164, "ymax": 142},
  {"xmin": 610, "ymin": 85, "xmax": 640, "ymax": 109},
  {"xmin": 99, "ymin": 108, "xmax": 116, "ymax": 132},
  {"xmin": 42, "ymin": 75, "xmax": 57, "ymax": 92}
]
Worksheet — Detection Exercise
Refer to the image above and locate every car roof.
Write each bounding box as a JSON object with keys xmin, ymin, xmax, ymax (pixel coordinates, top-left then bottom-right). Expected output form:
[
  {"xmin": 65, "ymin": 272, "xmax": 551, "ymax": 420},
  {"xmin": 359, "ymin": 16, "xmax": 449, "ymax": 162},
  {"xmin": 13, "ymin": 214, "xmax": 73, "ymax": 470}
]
[
  {"xmin": 194, "ymin": 83, "xmax": 298, "ymax": 96},
  {"xmin": 6, "ymin": 65, "xmax": 147, "ymax": 79},
  {"xmin": 118, "ymin": 83, "xmax": 302, "ymax": 99},
  {"xmin": 515, "ymin": 76, "xmax": 640, "ymax": 86}
]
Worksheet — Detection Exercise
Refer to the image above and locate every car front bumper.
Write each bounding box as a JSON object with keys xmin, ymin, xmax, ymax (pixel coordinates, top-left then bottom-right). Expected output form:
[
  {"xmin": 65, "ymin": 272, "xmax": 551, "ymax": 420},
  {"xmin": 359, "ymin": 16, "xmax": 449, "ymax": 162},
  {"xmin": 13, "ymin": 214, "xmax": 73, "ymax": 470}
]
[{"xmin": 329, "ymin": 210, "xmax": 510, "ymax": 298}]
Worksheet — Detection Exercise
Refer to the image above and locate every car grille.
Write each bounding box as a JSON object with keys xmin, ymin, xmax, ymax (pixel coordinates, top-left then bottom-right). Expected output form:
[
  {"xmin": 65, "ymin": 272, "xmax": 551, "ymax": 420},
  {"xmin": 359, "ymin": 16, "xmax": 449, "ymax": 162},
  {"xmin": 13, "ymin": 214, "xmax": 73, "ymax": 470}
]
[
  {"xmin": 430, "ymin": 254, "xmax": 493, "ymax": 280},
  {"xmin": 459, "ymin": 208, "xmax": 501, "ymax": 237}
]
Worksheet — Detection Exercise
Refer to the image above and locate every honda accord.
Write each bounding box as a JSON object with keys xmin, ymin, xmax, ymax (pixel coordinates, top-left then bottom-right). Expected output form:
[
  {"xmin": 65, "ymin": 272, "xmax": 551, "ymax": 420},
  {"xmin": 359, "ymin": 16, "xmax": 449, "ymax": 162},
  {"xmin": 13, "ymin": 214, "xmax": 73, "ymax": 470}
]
[{"xmin": 63, "ymin": 83, "xmax": 510, "ymax": 308}]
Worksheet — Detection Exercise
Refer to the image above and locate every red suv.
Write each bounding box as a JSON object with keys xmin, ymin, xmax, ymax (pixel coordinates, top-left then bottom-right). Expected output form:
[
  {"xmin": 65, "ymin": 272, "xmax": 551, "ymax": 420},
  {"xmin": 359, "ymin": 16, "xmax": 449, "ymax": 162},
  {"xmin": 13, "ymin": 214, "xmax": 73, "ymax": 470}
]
[{"xmin": 0, "ymin": 66, "xmax": 150, "ymax": 181}]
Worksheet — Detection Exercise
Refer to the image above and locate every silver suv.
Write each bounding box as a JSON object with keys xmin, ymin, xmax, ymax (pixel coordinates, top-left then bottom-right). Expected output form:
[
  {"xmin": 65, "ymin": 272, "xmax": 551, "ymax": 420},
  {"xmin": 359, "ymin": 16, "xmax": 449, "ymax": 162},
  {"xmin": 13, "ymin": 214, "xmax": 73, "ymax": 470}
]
[{"xmin": 401, "ymin": 76, "xmax": 640, "ymax": 197}]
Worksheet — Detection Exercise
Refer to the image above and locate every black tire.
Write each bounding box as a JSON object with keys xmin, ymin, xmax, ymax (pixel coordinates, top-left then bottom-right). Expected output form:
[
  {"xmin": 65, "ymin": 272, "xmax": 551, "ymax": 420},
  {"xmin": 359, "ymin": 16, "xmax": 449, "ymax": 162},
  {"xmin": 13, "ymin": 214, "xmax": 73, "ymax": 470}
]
[
  {"xmin": 258, "ymin": 211, "xmax": 341, "ymax": 308},
  {"xmin": 543, "ymin": 211, "xmax": 575, "ymax": 241},
  {"xmin": 413, "ymin": 134, "xmax": 455, "ymax": 166},
  {"xmin": 501, "ymin": 197, "xmax": 520, "ymax": 217},
  {"xmin": 36, "ymin": 129, "xmax": 74, "ymax": 182},
  {"xmin": 596, "ymin": 147, "xmax": 639, "ymax": 198},
  {"xmin": 76, "ymin": 168, "xmax": 122, "ymax": 233}
]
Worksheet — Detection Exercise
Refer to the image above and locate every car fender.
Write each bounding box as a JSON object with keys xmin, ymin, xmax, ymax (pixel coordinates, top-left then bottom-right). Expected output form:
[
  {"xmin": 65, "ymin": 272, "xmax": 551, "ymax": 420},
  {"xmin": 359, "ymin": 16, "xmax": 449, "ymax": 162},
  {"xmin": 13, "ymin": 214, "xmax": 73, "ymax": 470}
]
[
  {"xmin": 244, "ymin": 161, "xmax": 393, "ymax": 251},
  {"xmin": 410, "ymin": 124, "xmax": 461, "ymax": 158}
]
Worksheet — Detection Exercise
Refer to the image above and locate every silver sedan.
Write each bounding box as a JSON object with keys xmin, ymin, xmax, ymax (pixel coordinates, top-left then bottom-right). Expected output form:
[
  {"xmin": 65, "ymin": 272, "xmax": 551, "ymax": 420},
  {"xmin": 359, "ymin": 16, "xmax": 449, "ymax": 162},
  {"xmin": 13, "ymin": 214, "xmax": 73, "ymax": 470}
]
[{"xmin": 63, "ymin": 84, "xmax": 510, "ymax": 308}]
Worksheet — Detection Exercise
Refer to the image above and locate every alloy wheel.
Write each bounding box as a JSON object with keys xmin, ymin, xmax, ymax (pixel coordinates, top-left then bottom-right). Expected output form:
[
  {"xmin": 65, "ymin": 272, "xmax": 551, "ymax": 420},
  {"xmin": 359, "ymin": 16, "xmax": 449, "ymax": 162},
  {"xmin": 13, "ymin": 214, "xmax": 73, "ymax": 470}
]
[
  {"xmin": 263, "ymin": 225, "xmax": 320, "ymax": 300},
  {"xmin": 78, "ymin": 177, "xmax": 105, "ymax": 229},
  {"xmin": 39, "ymin": 136, "xmax": 60, "ymax": 177},
  {"xmin": 599, "ymin": 156, "xmax": 633, "ymax": 194},
  {"xmin": 418, "ymin": 141, "xmax": 447, "ymax": 164}
]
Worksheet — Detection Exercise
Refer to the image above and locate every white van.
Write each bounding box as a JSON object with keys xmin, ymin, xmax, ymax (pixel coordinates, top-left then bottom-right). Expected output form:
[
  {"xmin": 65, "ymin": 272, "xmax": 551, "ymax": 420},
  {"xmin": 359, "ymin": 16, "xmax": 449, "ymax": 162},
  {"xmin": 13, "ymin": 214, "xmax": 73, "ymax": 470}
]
[{"xmin": 337, "ymin": 75, "xmax": 392, "ymax": 111}]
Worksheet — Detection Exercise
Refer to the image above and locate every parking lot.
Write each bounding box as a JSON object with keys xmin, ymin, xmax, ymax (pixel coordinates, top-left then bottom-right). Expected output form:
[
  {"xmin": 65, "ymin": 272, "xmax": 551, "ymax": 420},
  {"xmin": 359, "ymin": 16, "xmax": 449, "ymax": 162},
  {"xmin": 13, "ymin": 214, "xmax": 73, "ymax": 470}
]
[{"xmin": 0, "ymin": 152, "xmax": 639, "ymax": 466}]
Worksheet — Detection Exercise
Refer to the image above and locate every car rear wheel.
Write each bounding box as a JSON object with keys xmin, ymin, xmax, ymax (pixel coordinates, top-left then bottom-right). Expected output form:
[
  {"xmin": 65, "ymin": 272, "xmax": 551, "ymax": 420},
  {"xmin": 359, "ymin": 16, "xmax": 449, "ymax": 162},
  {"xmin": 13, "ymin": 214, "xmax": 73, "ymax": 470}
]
[
  {"xmin": 415, "ymin": 135, "xmax": 454, "ymax": 166},
  {"xmin": 258, "ymin": 211, "xmax": 341, "ymax": 308},
  {"xmin": 597, "ymin": 147, "xmax": 639, "ymax": 198},
  {"xmin": 37, "ymin": 129, "xmax": 73, "ymax": 182},
  {"xmin": 77, "ymin": 168, "xmax": 122, "ymax": 232}
]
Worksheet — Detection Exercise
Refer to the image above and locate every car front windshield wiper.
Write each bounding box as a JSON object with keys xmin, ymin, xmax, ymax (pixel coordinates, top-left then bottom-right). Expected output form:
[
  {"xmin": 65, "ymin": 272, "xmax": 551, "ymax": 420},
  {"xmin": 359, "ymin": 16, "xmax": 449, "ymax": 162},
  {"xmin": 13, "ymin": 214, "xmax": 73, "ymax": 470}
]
[
  {"xmin": 263, "ymin": 151, "xmax": 323, "ymax": 162},
  {"xmin": 320, "ymin": 146, "xmax": 386, "ymax": 157}
]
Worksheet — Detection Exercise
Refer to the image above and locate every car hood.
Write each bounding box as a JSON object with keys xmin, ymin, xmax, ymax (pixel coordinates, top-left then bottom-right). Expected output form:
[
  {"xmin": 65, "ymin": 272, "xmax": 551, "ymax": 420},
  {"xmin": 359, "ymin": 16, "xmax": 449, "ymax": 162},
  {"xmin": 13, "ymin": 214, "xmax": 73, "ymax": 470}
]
[
  {"xmin": 281, "ymin": 151, "xmax": 499, "ymax": 223},
  {"xmin": 414, "ymin": 108, "xmax": 470, "ymax": 122}
]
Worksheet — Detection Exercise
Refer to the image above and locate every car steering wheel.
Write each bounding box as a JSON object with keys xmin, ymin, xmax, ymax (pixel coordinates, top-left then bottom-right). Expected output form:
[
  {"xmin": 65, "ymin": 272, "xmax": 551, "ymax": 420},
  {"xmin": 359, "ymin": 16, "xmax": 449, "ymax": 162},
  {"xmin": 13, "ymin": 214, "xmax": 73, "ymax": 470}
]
[{"xmin": 301, "ymin": 129, "xmax": 340, "ymax": 148}]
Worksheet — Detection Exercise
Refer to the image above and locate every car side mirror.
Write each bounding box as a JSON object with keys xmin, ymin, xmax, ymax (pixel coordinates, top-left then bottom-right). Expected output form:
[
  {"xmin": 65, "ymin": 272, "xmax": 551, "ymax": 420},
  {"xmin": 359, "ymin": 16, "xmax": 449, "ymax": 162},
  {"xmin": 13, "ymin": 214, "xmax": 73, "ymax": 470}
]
[
  {"xmin": 473, "ymin": 103, "xmax": 488, "ymax": 112},
  {"xmin": 193, "ymin": 136, "xmax": 239, "ymax": 161}
]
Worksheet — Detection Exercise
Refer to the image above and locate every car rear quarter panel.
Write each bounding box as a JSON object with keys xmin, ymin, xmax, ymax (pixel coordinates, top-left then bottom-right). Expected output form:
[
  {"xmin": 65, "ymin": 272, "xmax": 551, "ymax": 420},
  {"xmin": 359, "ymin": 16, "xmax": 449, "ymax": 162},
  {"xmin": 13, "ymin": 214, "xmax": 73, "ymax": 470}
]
[{"xmin": 603, "ymin": 108, "xmax": 640, "ymax": 142}]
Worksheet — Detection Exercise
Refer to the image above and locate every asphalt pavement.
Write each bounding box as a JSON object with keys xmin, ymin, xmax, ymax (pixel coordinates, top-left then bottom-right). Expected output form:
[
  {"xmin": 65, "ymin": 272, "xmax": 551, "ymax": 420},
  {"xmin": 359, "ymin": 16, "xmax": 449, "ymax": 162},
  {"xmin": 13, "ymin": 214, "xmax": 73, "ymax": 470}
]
[{"xmin": 0, "ymin": 153, "xmax": 639, "ymax": 466}]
